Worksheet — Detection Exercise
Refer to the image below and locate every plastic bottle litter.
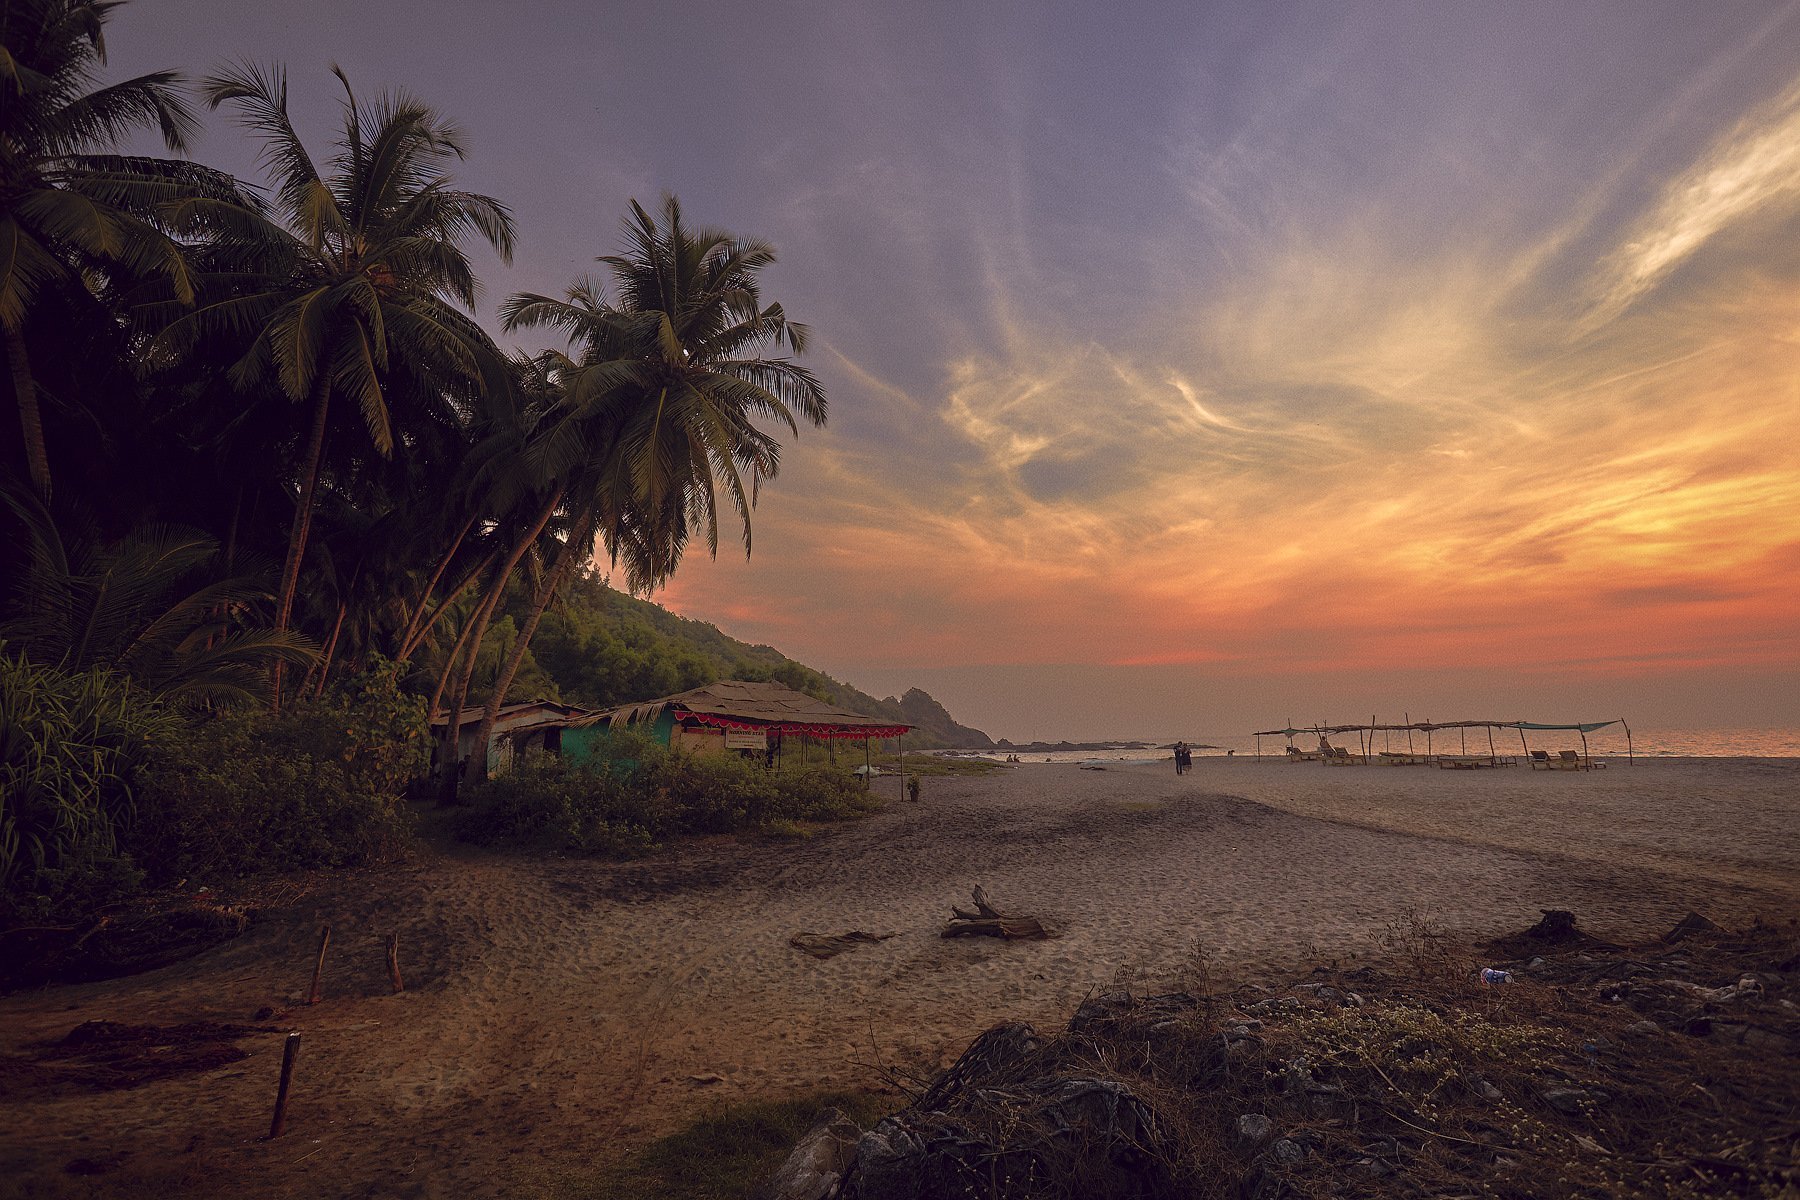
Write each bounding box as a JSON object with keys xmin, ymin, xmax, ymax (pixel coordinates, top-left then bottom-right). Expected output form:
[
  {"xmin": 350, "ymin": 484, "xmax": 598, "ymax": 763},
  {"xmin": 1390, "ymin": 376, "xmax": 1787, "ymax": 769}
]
[{"xmin": 1480, "ymin": 968, "xmax": 1514, "ymax": 985}]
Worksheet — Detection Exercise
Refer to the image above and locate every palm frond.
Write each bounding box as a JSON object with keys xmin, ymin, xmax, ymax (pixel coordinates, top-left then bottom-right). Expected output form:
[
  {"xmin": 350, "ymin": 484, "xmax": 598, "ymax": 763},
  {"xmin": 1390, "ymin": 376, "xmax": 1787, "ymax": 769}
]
[
  {"xmin": 34, "ymin": 68, "xmax": 197, "ymax": 153},
  {"xmin": 202, "ymin": 60, "xmax": 324, "ymax": 230}
]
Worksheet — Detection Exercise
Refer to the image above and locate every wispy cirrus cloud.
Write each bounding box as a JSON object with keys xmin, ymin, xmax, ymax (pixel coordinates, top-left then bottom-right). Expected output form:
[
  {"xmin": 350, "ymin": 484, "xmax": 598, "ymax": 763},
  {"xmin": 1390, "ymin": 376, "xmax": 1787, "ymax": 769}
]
[
  {"xmin": 639, "ymin": 7, "xmax": 1800, "ymax": 733},
  {"xmin": 1588, "ymin": 77, "xmax": 1800, "ymax": 325}
]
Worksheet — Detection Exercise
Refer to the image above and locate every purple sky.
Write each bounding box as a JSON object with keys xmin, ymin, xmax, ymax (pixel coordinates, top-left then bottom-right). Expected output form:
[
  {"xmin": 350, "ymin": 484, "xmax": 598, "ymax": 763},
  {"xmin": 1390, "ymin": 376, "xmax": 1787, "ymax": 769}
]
[{"xmin": 112, "ymin": 1, "xmax": 1800, "ymax": 740}]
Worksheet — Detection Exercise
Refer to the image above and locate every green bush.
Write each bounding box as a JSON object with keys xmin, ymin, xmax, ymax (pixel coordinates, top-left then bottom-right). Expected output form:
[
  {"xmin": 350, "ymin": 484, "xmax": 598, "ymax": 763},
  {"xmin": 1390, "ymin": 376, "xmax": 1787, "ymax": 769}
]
[
  {"xmin": 0, "ymin": 647, "xmax": 174, "ymax": 922},
  {"xmin": 457, "ymin": 739, "xmax": 878, "ymax": 854},
  {"xmin": 128, "ymin": 658, "xmax": 427, "ymax": 883},
  {"xmin": 452, "ymin": 756, "xmax": 666, "ymax": 856}
]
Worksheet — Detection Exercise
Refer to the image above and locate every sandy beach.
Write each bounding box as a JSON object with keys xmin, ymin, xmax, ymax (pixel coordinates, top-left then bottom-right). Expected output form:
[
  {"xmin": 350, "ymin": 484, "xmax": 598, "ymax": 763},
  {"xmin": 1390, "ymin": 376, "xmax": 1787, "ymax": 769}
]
[{"xmin": 1, "ymin": 756, "xmax": 1794, "ymax": 1197}]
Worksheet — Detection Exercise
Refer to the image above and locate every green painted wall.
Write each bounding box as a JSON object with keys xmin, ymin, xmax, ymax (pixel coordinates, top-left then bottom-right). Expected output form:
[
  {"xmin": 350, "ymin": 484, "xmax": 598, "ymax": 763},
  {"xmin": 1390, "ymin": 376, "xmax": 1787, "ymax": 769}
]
[{"xmin": 562, "ymin": 713, "xmax": 674, "ymax": 767}]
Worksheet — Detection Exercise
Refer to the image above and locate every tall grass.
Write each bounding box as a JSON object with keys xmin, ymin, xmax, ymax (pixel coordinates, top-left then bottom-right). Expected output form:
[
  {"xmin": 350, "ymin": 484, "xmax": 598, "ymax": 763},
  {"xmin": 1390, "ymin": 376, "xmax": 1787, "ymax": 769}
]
[
  {"xmin": 1, "ymin": 651, "xmax": 427, "ymax": 923},
  {"xmin": 0, "ymin": 647, "xmax": 176, "ymax": 919}
]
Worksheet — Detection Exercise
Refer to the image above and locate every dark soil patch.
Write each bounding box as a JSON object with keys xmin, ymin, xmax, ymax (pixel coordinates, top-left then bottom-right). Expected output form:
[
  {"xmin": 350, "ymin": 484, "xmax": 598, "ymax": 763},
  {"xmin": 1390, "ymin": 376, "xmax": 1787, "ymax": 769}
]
[
  {"xmin": 0, "ymin": 1021, "xmax": 274, "ymax": 1098},
  {"xmin": 0, "ymin": 900, "xmax": 251, "ymax": 992}
]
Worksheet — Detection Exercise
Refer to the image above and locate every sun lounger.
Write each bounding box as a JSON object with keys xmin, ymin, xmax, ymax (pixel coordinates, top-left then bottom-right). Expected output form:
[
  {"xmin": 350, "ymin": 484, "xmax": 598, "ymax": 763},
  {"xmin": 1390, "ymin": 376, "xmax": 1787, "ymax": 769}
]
[{"xmin": 1528, "ymin": 750, "xmax": 1552, "ymax": 769}]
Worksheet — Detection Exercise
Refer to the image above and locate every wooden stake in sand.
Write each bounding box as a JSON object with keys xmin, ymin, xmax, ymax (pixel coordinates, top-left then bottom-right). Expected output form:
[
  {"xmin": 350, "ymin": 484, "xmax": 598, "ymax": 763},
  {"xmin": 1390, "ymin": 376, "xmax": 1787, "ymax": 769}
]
[
  {"xmin": 268, "ymin": 1031, "xmax": 301, "ymax": 1138},
  {"xmin": 385, "ymin": 933, "xmax": 403, "ymax": 994},
  {"xmin": 307, "ymin": 925, "xmax": 331, "ymax": 1005}
]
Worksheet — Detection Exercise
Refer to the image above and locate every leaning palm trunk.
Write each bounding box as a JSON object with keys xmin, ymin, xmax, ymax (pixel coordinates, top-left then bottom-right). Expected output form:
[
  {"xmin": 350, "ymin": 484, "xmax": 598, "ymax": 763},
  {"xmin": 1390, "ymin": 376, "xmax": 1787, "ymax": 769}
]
[
  {"xmin": 436, "ymin": 488, "xmax": 563, "ymax": 802},
  {"xmin": 394, "ymin": 515, "xmax": 476, "ymax": 657},
  {"xmin": 4, "ymin": 325, "xmax": 51, "ymax": 497},
  {"xmin": 311, "ymin": 603, "xmax": 347, "ymax": 696},
  {"xmin": 466, "ymin": 510, "xmax": 597, "ymax": 783},
  {"xmin": 398, "ymin": 547, "xmax": 497, "ymax": 663},
  {"xmin": 271, "ymin": 371, "xmax": 333, "ymax": 712},
  {"xmin": 435, "ymin": 575, "xmax": 505, "ymax": 801},
  {"xmin": 427, "ymin": 583, "xmax": 491, "ymax": 721}
]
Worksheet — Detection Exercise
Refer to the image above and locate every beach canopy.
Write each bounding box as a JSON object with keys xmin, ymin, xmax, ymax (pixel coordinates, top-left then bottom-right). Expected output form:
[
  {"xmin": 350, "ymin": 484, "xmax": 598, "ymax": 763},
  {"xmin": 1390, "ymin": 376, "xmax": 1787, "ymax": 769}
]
[
  {"xmin": 578, "ymin": 680, "xmax": 913, "ymax": 740},
  {"xmin": 1256, "ymin": 719, "xmax": 1623, "ymax": 735},
  {"xmin": 1508, "ymin": 721, "xmax": 1620, "ymax": 732}
]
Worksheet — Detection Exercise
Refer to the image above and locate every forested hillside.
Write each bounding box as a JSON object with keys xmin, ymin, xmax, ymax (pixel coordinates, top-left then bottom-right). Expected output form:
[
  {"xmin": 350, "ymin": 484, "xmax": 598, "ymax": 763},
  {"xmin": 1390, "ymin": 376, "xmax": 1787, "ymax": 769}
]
[{"xmin": 493, "ymin": 572, "xmax": 994, "ymax": 749}]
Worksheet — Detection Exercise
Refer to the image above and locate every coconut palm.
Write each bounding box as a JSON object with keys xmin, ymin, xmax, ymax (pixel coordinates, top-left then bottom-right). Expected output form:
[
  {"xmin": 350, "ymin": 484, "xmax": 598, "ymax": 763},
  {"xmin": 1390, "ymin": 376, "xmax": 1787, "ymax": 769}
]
[
  {"xmin": 156, "ymin": 62, "xmax": 514, "ymax": 708},
  {"xmin": 457, "ymin": 196, "xmax": 828, "ymax": 782},
  {"xmin": 0, "ymin": 0, "xmax": 246, "ymax": 497},
  {"xmin": 0, "ymin": 482, "xmax": 315, "ymax": 706}
]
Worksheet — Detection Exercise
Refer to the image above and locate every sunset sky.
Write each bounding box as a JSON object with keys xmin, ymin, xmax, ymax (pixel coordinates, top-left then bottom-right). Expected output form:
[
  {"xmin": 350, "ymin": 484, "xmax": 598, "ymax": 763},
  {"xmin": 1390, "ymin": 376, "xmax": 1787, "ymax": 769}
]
[{"xmin": 118, "ymin": 1, "xmax": 1800, "ymax": 740}]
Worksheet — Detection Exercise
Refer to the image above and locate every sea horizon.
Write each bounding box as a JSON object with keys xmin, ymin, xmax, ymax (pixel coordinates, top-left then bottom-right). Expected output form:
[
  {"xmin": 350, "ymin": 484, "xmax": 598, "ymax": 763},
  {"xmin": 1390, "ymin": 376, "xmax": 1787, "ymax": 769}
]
[{"xmin": 958, "ymin": 726, "xmax": 1800, "ymax": 761}]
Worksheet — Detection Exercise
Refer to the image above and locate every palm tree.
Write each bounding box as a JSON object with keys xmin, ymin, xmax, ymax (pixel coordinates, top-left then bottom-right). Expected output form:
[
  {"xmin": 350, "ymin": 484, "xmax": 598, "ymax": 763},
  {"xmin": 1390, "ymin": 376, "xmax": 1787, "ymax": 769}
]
[
  {"xmin": 156, "ymin": 62, "xmax": 514, "ymax": 708},
  {"xmin": 0, "ymin": 482, "xmax": 315, "ymax": 706},
  {"xmin": 461, "ymin": 196, "xmax": 828, "ymax": 782},
  {"xmin": 0, "ymin": 0, "xmax": 244, "ymax": 497}
]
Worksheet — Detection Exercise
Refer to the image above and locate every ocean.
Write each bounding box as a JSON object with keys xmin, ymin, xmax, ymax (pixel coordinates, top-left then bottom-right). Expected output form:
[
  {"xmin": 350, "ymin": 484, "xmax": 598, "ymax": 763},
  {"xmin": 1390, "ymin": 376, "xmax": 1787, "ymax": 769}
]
[{"xmin": 965, "ymin": 727, "xmax": 1800, "ymax": 763}]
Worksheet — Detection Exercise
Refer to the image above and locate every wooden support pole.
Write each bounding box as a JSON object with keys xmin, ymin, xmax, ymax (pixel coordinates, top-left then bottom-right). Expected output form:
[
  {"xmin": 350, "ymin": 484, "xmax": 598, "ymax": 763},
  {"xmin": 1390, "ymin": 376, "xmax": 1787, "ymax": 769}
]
[
  {"xmin": 307, "ymin": 925, "xmax": 331, "ymax": 1006},
  {"xmin": 386, "ymin": 933, "xmax": 403, "ymax": 994},
  {"xmin": 268, "ymin": 1032, "xmax": 301, "ymax": 1138}
]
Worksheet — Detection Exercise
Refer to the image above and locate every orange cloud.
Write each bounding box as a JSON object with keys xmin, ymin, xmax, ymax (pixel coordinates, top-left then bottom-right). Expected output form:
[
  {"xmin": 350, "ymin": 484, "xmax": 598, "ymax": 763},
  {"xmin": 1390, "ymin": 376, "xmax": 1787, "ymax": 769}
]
[{"xmin": 653, "ymin": 69, "xmax": 1800, "ymax": 714}]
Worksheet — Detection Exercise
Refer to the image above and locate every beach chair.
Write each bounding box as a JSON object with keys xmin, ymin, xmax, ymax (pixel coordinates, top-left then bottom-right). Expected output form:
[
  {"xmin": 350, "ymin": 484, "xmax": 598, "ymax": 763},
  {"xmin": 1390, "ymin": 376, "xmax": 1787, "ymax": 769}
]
[
  {"xmin": 1557, "ymin": 750, "xmax": 1584, "ymax": 771},
  {"xmin": 1528, "ymin": 750, "xmax": 1551, "ymax": 770}
]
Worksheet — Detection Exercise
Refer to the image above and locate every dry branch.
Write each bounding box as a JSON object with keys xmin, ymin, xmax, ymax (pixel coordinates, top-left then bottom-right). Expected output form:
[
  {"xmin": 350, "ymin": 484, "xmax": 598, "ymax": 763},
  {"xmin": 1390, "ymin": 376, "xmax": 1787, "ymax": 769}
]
[{"xmin": 942, "ymin": 887, "xmax": 1050, "ymax": 940}]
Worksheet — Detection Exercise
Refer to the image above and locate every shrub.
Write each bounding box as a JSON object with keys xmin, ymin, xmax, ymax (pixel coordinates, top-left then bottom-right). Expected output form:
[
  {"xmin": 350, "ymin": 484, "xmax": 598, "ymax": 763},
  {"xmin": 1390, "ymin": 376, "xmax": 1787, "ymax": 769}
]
[
  {"xmin": 457, "ymin": 740, "xmax": 878, "ymax": 854},
  {"xmin": 0, "ymin": 647, "xmax": 175, "ymax": 922},
  {"xmin": 128, "ymin": 658, "xmax": 427, "ymax": 883},
  {"xmin": 452, "ymin": 756, "xmax": 666, "ymax": 856}
]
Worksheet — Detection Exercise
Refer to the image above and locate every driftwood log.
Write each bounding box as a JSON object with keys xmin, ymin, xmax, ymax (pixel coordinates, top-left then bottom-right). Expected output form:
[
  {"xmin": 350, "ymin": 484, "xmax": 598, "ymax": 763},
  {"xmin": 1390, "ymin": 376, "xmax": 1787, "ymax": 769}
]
[{"xmin": 942, "ymin": 886, "xmax": 1049, "ymax": 940}]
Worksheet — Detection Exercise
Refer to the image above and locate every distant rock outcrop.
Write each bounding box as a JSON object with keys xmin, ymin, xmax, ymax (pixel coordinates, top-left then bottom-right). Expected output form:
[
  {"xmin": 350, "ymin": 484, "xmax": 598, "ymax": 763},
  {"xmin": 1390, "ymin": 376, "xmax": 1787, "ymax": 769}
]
[{"xmin": 825, "ymin": 684, "xmax": 995, "ymax": 750}]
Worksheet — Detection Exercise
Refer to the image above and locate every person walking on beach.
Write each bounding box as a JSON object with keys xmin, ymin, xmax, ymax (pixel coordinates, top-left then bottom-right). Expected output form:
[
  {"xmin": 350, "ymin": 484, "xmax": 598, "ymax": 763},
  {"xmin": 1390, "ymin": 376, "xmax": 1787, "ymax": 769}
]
[{"xmin": 1173, "ymin": 741, "xmax": 1191, "ymax": 774}]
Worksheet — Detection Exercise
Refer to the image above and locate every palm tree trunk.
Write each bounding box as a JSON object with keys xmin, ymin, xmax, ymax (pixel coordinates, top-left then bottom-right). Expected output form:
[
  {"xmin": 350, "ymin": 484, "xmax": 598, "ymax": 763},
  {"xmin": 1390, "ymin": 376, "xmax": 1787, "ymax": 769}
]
[
  {"xmin": 437, "ymin": 488, "xmax": 563, "ymax": 803},
  {"xmin": 313, "ymin": 604, "xmax": 347, "ymax": 697},
  {"xmin": 271, "ymin": 371, "xmax": 334, "ymax": 712},
  {"xmin": 395, "ymin": 515, "xmax": 475, "ymax": 657},
  {"xmin": 428, "ymin": 584, "xmax": 489, "ymax": 721},
  {"xmin": 467, "ymin": 511, "xmax": 596, "ymax": 783},
  {"xmin": 436, "ymin": 577, "xmax": 507, "ymax": 806},
  {"xmin": 398, "ymin": 548, "xmax": 496, "ymax": 663},
  {"xmin": 4, "ymin": 324, "xmax": 51, "ymax": 497}
]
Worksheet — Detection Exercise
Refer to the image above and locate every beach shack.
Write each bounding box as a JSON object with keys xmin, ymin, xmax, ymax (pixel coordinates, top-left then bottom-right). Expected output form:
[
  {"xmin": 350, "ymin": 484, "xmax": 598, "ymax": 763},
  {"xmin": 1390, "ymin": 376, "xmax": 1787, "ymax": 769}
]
[
  {"xmin": 429, "ymin": 699, "xmax": 600, "ymax": 777},
  {"xmin": 568, "ymin": 680, "xmax": 913, "ymax": 765}
]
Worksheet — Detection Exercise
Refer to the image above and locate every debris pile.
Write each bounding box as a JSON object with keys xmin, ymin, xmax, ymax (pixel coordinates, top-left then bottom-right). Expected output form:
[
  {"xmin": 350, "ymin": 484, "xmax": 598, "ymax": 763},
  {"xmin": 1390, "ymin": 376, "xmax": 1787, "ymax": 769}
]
[{"xmin": 771, "ymin": 910, "xmax": 1800, "ymax": 1199}]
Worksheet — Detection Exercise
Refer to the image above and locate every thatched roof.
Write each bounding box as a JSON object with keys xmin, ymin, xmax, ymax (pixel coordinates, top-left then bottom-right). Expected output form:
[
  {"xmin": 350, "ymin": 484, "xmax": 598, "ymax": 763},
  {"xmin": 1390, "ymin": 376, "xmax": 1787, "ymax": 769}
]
[
  {"xmin": 429, "ymin": 699, "xmax": 594, "ymax": 732},
  {"xmin": 577, "ymin": 680, "xmax": 913, "ymax": 739}
]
